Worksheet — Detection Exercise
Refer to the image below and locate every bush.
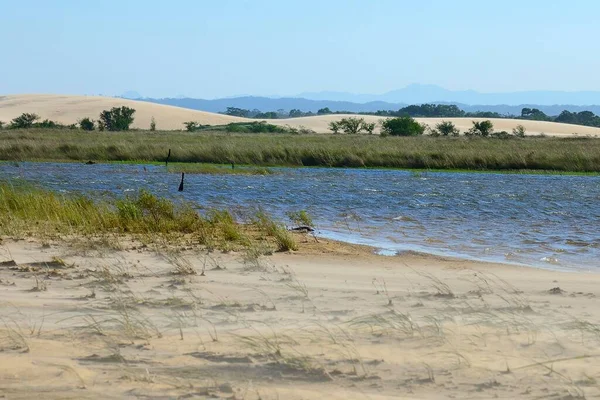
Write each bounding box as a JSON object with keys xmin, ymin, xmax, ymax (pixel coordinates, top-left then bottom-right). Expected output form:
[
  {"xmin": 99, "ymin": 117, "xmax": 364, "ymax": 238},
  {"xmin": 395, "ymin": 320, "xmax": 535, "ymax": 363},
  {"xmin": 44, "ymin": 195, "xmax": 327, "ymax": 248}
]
[
  {"xmin": 150, "ymin": 117, "xmax": 156, "ymax": 131},
  {"xmin": 328, "ymin": 121, "xmax": 341, "ymax": 134},
  {"xmin": 491, "ymin": 130, "xmax": 511, "ymax": 139},
  {"xmin": 466, "ymin": 120, "xmax": 494, "ymax": 137},
  {"xmin": 381, "ymin": 117, "xmax": 425, "ymax": 136},
  {"xmin": 339, "ymin": 117, "xmax": 365, "ymax": 134},
  {"xmin": 10, "ymin": 113, "xmax": 40, "ymax": 129},
  {"xmin": 225, "ymin": 122, "xmax": 286, "ymax": 133},
  {"xmin": 362, "ymin": 121, "xmax": 376, "ymax": 134},
  {"xmin": 435, "ymin": 121, "xmax": 460, "ymax": 136},
  {"xmin": 79, "ymin": 117, "xmax": 95, "ymax": 131},
  {"xmin": 0, "ymin": 121, "xmax": 4, "ymax": 129},
  {"xmin": 98, "ymin": 106, "xmax": 135, "ymax": 131},
  {"xmin": 36, "ymin": 119, "xmax": 62, "ymax": 129},
  {"xmin": 513, "ymin": 124, "xmax": 526, "ymax": 138},
  {"xmin": 183, "ymin": 121, "xmax": 201, "ymax": 132}
]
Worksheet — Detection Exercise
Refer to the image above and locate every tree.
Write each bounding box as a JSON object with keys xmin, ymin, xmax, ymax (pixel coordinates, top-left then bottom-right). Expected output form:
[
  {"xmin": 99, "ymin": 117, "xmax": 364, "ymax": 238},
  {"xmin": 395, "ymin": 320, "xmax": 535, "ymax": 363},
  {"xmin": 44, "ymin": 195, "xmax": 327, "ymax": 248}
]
[
  {"xmin": 98, "ymin": 106, "xmax": 135, "ymax": 131},
  {"xmin": 150, "ymin": 117, "xmax": 156, "ymax": 131},
  {"xmin": 289, "ymin": 109, "xmax": 304, "ymax": 118},
  {"xmin": 467, "ymin": 120, "xmax": 494, "ymax": 137},
  {"xmin": 398, "ymin": 104, "xmax": 465, "ymax": 118},
  {"xmin": 224, "ymin": 107, "xmax": 250, "ymax": 117},
  {"xmin": 512, "ymin": 124, "xmax": 526, "ymax": 138},
  {"xmin": 521, "ymin": 108, "xmax": 549, "ymax": 121},
  {"xmin": 339, "ymin": 117, "xmax": 365, "ymax": 134},
  {"xmin": 254, "ymin": 111, "xmax": 278, "ymax": 119},
  {"xmin": 10, "ymin": 113, "xmax": 39, "ymax": 129},
  {"xmin": 435, "ymin": 121, "xmax": 460, "ymax": 136},
  {"xmin": 380, "ymin": 117, "xmax": 425, "ymax": 136},
  {"xmin": 317, "ymin": 107, "xmax": 332, "ymax": 115},
  {"xmin": 328, "ymin": 121, "xmax": 341, "ymax": 134},
  {"xmin": 361, "ymin": 121, "xmax": 376, "ymax": 134},
  {"xmin": 79, "ymin": 117, "xmax": 95, "ymax": 131}
]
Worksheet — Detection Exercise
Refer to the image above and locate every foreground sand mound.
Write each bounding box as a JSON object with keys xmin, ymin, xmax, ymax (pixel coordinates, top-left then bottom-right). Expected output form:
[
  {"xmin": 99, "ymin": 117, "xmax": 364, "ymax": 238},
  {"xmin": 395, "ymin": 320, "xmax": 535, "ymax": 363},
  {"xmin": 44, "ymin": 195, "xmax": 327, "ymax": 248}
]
[
  {"xmin": 1, "ymin": 94, "xmax": 599, "ymax": 136},
  {"xmin": 1, "ymin": 237, "xmax": 599, "ymax": 399}
]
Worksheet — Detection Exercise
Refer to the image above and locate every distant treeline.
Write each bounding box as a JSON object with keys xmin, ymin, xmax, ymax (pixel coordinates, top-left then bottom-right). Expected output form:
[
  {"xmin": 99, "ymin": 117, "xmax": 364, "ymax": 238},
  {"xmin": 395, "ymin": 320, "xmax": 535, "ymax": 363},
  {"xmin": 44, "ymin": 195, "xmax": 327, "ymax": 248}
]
[{"xmin": 222, "ymin": 104, "xmax": 600, "ymax": 128}]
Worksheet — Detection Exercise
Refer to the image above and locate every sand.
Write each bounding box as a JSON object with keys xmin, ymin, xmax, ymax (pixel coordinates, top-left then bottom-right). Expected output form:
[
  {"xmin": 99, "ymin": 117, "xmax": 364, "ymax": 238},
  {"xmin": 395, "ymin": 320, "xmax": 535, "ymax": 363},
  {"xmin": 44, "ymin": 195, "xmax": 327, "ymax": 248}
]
[
  {"xmin": 1, "ymin": 235, "xmax": 599, "ymax": 399},
  {"xmin": 0, "ymin": 94, "xmax": 250, "ymax": 130},
  {"xmin": 1, "ymin": 94, "xmax": 599, "ymax": 136}
]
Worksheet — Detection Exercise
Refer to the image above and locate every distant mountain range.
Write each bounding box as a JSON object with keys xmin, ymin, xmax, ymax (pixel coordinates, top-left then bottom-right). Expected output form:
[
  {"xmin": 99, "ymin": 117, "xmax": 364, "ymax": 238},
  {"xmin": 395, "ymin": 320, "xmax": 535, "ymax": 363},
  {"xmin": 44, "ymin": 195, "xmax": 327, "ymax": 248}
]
[
  {"xmin": 123, "ymin": 84, "xmax": 600, "ymax": 116},
  {"xmin": 296, "ymin": 84, "xmax": 600, "ymax": 106}
]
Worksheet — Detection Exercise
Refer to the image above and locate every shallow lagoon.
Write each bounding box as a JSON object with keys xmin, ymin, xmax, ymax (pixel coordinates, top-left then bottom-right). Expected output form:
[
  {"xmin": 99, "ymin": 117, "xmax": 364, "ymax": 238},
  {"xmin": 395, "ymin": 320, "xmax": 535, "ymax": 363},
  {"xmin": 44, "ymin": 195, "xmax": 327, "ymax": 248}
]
[{"xmin": 3, "ymin": 162, "xmax": 600, "ymax": 271}]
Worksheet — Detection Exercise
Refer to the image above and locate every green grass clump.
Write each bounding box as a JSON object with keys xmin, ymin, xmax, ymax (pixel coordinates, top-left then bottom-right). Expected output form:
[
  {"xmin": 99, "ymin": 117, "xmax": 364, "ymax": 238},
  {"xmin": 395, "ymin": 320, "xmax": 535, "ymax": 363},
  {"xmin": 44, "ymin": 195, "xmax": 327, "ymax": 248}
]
[
  {"xmin": 252, "ymin": 211, "xmax": 298, "ymax": 251},
  {"xmin": 0, "ymin": 183, "xmax": 298, "ymax": 251}
]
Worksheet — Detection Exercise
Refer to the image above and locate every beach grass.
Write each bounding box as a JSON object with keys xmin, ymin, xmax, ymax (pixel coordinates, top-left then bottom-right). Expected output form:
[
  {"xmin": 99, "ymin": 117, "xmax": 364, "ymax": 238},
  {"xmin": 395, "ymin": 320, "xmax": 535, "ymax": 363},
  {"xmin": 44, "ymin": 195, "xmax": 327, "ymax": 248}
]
[
  {"xmin": 0, "ymin": 182, "xmax": 297, "ymax": 250},
  {"xmin": 3, "ymin": 129, "xmax": 600, "ymax": 172}
]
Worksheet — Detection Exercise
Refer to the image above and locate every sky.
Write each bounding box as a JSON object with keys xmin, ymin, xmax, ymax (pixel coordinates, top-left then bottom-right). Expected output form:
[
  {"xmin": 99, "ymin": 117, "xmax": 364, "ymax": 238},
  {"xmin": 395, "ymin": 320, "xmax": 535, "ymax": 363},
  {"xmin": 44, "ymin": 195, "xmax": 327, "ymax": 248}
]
[{"xmin": 1, "ymin": 0, "xmax": 599, "ymax": 99}]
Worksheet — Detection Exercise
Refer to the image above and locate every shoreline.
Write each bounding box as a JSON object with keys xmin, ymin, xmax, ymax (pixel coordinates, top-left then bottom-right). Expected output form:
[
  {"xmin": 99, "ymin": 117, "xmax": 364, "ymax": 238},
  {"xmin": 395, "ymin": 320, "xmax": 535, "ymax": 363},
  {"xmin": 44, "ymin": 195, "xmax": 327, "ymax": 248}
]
[{"xmin": 4, "ymin": 158, "xmax": 600, "ymax": 176}]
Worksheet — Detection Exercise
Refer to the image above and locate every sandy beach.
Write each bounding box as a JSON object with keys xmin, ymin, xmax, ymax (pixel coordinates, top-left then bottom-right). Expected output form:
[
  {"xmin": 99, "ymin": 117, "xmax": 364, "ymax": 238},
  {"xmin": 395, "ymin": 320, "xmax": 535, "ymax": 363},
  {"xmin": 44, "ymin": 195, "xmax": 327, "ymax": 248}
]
[
  {"xmin": 1, "ymin": 235, "xmax": 598, "ymax": 399},
  {"xmin": 1, "ymin": 94, "xmax": 599, "ymax": 136}
]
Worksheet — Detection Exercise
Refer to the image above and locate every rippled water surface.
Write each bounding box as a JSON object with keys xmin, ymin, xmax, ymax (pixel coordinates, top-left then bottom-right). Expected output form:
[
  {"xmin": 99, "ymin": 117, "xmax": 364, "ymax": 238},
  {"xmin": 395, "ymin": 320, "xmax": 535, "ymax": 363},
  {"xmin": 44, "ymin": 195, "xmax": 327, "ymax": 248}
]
[{"xmin": 3, "ymin": 162, "xmax": 600, "ymax": 271}]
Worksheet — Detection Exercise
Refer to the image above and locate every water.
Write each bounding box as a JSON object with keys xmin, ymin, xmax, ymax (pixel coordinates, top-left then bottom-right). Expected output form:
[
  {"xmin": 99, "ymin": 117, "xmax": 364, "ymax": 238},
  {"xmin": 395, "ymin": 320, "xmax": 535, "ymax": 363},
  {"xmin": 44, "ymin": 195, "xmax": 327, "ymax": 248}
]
[{"xmin": 2, "ymin": 162, "xmax": 600, "ymax": 272}]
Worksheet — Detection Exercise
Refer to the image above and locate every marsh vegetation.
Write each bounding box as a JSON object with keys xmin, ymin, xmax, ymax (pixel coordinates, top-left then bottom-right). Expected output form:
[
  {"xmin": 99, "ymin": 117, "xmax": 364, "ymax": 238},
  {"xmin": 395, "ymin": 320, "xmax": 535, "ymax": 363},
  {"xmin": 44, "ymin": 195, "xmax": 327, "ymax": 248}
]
[{"xmin": 3, "ymin": 128, "xmax": 600, "ymax": 172}]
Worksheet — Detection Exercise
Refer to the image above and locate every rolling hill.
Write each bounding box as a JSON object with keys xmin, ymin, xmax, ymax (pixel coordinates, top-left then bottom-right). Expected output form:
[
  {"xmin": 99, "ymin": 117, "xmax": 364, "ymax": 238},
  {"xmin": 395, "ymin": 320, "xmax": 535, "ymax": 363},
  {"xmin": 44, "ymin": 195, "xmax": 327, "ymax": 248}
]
[{"xmin": 1, "ymin": 94, "xmax": 599, "ymax": 137}]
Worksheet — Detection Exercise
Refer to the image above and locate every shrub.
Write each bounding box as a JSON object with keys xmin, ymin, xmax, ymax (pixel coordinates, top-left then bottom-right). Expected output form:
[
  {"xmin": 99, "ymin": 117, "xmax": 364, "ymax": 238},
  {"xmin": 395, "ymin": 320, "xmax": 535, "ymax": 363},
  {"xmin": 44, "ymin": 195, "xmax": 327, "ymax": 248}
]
[
  {"xmin": 297, "ymin": 125, "xmax": 315, "ymax": 134},
  {"xmin": 435, "ymin": 121, "xmax": 460, "ymax": 136},
  {"xmin": 381, "ymin": 117, "xmax": 425, "ymax": 136},
  {"xmin": 328, "ymin": 121, "xmax": 341, "ymax": 134},
  {"xmin": 79, "ymin": 117, "xmax": 95, "ymax": 131},
  {"xmin": 150, "ymin": 117, "xmax": 156, "ymax": 131},
  {"xmin": 0, "ymin": 121, "xmax": 4, "ymax": 129},
  {"xmin": 467, "ymin": 120, "xmax": 494, "ymax": 137},
  {"xmin": 362, "ymin": 121, "xmax": 376, "ymax": 134},
  {"xmin": 339, "ymin": 117, "xmax": 365, "ymax": 134},
  {"xmin": 225, "ymin": 122, "xmax": 286, "ymax": 133},
  {"xmin": 36, "ymin": 119, "xmax": 59, "ymax": 128},
  {"xmin": 513, "ymin": 124, "xmax": 526, "ymax": 138},
  {"xmin": 98, "ymin": 106, "xmax": 135, "ymax": 131},
  {"xmin": 10, "ymin": 113, "xmax": 39, "ymax": 129},
  {"xmin": 183, "ymin": 121, "xmax": 201, "ymax": 132},
  {"xmin": 491, "ymin": 130, "xmax": 511, "ymax": 139}
]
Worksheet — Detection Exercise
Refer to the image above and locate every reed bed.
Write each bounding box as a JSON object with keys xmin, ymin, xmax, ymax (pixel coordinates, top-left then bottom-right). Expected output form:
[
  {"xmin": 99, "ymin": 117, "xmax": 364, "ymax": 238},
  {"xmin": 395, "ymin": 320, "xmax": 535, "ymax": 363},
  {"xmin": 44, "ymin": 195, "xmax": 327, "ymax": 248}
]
[{"xmin": 2, "ymin": 129, "xmax": 600, "ymax": 172}]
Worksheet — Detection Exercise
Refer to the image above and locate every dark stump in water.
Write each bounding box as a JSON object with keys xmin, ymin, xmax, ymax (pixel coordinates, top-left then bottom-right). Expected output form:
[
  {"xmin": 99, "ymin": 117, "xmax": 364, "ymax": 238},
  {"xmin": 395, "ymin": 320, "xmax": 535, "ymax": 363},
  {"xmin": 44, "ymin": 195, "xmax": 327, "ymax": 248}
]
[{"xmin": 178, "ymin": 172, "xmax": 185, "ymax": 192}]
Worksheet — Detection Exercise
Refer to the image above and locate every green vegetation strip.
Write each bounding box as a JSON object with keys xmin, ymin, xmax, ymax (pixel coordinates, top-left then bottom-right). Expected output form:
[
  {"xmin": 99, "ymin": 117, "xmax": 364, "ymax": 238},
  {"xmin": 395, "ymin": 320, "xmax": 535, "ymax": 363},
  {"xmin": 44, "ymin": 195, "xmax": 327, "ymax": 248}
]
[
  {"xmin": 3, "ymin": 129, "xmax": 600, "ymax": 172},
  {"xmin": 0, "ymin": 183, "xmax": 297, "ymax": 251}
]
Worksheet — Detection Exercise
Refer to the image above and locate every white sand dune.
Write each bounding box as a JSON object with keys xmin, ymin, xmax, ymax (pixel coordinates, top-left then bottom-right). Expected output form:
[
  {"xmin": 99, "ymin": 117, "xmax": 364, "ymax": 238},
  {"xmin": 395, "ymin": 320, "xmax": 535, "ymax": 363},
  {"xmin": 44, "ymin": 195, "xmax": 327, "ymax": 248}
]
[
  {"xmin": 272, "ymin": 114, "xmax": 600, "ymax": 137},
  {"xmin": 1, "ymin": 94, "xmax": 599, "ymax": 136},
  {"xmin": 0, "ymin": 94, "xmax": 250, "ymax": 129}
]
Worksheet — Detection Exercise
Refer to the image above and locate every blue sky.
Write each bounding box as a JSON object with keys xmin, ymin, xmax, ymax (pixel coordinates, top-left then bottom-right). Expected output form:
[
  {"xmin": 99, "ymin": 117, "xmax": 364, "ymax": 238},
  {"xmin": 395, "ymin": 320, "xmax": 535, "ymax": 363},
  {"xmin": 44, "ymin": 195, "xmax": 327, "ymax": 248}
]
[{"xmin": 1, "ymin": 0, "xmax": 598, "ymax": 98}]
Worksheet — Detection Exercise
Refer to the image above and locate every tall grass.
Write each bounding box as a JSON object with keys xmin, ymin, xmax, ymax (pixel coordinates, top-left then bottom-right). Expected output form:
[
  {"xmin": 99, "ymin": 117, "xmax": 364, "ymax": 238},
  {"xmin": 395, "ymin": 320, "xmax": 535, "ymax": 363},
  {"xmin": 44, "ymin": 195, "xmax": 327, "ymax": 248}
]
[
  {"xmin": 0, "ymin": 183, "xmax": 297, "ymax": 250},
  {"xmin": 3, "ymin": 129, "xmax": 600, "ymax": 172}
]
